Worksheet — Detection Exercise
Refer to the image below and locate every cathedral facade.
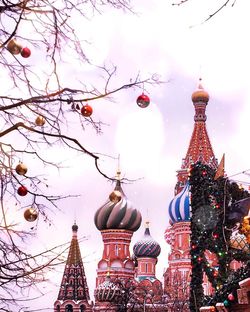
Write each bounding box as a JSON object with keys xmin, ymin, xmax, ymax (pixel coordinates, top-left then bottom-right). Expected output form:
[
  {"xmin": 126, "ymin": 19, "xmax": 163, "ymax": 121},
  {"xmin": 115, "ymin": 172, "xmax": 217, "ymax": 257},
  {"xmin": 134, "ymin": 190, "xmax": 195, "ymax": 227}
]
[{"xmin": 53, "ymin": 82, "xmax": 222, "ymax": 312}]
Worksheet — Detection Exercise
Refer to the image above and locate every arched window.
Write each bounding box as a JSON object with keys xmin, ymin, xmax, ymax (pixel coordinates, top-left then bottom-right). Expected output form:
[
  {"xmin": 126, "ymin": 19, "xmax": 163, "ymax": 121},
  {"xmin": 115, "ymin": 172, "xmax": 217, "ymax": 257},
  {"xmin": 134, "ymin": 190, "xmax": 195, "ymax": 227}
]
[
  {"xmin": 65, "ymin": 304, "xmax": 73, "ymax": 312},
  {"xmin": 115, "ymin": 244, "xmax": 118, "ymax": 256},
  {"xmin": 56, "ymin": 305, "xmax": 60, "ymax": 312},
  {"xmin": 80, "ymin": 304, "xmax": 85, "ymax": 311}
]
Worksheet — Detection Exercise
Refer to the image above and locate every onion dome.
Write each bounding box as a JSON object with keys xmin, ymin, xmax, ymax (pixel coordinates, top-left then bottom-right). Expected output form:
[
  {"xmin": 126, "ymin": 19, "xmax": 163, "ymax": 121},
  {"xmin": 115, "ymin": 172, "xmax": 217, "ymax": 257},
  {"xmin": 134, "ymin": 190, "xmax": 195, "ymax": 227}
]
[
  {"xmin": 94, "ymin": 275, "xmax": 121, "ymax": 302},
  {"xmin": 191, "ymin": 80, "xmax": 209, "ymax": 103},
  {"xmin": 168, "ymin": 182, "xmax": 190, "ymax": 224},
  {"xmin": 72, "ymin": 222, "xmax": 78, "ymax": 232},
  {"xmin": 133, "ymin": 222, "xmax": 161, "ymax": 258},
  {"xmin": 94, "ymin": 180, "xmax": 142, "ymax": 231}
]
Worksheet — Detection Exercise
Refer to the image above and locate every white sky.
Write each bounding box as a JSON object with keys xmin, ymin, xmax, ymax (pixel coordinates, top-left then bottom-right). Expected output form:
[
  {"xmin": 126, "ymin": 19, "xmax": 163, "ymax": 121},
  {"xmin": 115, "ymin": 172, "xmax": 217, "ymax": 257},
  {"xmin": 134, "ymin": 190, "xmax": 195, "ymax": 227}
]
[{"xmin": 5, "ymin": 0, "xmax": 250, "ymax": 310}]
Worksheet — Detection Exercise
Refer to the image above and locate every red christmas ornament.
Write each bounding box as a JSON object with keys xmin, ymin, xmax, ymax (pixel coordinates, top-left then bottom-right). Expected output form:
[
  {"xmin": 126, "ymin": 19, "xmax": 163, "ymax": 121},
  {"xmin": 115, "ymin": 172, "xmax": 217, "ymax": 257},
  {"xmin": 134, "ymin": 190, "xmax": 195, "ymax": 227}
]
[
  {"xmin": 136, "ymin": 93, "xmax": 150, "ymax": 108},
  {"xmin": 81, "ymin": 104, "xmax": 93, "ymax": 117},
  {"xmin": 17, "ymin": 185, "xmax": 28, "ymax": 196},
  {"xmin": 228, "ymin": 293, "xmax": 235, "ymax": 301},
  {"xmin": 21, "ymin": 47, "xmax": 31, "ymax": 58}
]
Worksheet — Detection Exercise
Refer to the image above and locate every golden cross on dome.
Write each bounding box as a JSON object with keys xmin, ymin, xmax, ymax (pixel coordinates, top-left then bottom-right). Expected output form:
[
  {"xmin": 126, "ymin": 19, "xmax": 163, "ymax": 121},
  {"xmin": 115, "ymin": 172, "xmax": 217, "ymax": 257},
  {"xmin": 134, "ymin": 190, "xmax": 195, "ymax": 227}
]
[{"xmin": 116, "ymin": 154, "xmax": 121, "ymax": 180}]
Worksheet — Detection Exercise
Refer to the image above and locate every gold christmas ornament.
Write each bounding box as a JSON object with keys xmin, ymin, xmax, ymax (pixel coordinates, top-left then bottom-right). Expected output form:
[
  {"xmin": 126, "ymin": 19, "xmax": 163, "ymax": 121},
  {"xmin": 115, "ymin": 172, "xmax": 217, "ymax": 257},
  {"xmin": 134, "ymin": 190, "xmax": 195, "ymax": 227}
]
[
  {"xmin": 24, "ymin": 208, "xmax": 38, "ymax": 222},
  {"xmin": 229, "ymin": 231, "xmax": 249, "ymax": 252},
  {"xmin": 6, "ymin": 39, "xmax": 22, "ymax": 55},
  {"xmin": 240, "ymin": 216, "xmax": 250, "ymax": 243},
  {"xmin": 109, "ymin": 190, "xmax": 122, "ymax": 203},
  {"xmin": 15, "ymin": 163, "xmax": 28, "ymax": 176},
  {"xmin": 35, "ymin": 115, "xmax": 46, "ymax": 126}
]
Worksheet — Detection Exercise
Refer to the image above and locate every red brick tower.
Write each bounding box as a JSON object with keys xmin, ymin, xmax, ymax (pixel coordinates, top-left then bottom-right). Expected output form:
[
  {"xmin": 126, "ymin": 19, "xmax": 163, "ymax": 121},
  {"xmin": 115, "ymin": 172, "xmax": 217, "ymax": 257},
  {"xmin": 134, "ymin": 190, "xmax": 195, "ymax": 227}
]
[
  {"xmin": 54, "ymin": 223, "xmax": 93, "ymax": 312},
  {"xmin": 175, "ymin": 79, "xmax": 217, "ymax": 195},
  {"xmin": 164, "ymin": 81, "xmax": 218, "ymax": 310},
  {"xmin": 94, "ymin": 177, "xmax": 142, "ymax": 311}
]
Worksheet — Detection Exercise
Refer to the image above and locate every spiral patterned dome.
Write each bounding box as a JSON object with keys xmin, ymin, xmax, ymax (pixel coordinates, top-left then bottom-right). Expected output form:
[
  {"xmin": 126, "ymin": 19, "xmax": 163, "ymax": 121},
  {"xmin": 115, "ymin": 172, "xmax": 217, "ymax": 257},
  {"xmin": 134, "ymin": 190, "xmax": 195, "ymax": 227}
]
[
  {"xmin": 94, "ymin": 180, "xmax": 142, "ymax": 231},
  {"xmin": 133, "ymin": 224, "xmax": 161, "ymax": 258},
  {"xmin": 94, "ymin": 276, "xmax": 121, "ymax": 302},
  {"xmin": 168, "ymin": 182, "xmax": 191, "ymax": 224}
]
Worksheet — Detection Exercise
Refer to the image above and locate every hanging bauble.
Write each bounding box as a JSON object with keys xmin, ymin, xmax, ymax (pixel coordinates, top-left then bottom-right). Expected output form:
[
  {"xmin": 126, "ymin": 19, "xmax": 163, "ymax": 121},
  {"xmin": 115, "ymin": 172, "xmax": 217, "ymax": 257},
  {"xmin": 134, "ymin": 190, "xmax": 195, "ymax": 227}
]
[
  {"xmin": 24, "ymin": 208, "xmax": 38, "ymax": 222},
  {"xmin": 109, "ymin": 190, "xmax": 122, "ymax": 203},
  {"xmin": 223, "ymin": 300, "xmax": 230, "ymax": 307},
  {"xmin": 228, "ymin": 293, "xmax": 235, "ymax": 301},
  {"xmin": 6, "ymin": 39, "xmax": 22, "ymax": 55},
  {"xmin": 81, "ymin": 104, "xmax": 93, "ymax": 117},
  {"xmin": 15, "ymin": 163, "xmax": 28, "ymax": 176},
  {"xmin": 20, "ymin": 47, "xmax": 31, "ymax": 58},
  {"xmin": 17, "ymin": 185, "xmax": 28, "ymax": 196},
  {"xmin": 240, "ymin": 216, "xmax": 250, "ymax": 243},
  {"xmin": 229, "ymin": 231, "xmax": 249, "ymax": 252},
  {"xmin": 136, "ymin": 93, "xmax": 150, "ymax": 108},
  {"xmin": 35, "ymin": 115, "xmax": 46, "ymax": 126}
]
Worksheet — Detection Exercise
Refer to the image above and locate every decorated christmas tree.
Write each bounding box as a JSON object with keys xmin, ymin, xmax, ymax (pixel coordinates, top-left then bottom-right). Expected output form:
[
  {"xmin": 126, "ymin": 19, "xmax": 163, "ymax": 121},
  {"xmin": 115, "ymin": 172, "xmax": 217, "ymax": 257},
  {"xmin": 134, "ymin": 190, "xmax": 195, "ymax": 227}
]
[{"xmin": 189, "ymin": 162, "xmax": 250, "ymax": 311}]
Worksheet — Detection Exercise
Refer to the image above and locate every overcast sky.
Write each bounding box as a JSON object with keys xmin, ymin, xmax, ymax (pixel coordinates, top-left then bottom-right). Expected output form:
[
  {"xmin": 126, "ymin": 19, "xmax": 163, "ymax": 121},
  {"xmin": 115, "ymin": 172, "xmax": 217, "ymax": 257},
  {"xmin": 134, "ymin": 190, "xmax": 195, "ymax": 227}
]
[{"xmin": 7, "ymin": 0, "xmax": 250, "ymax": 310}]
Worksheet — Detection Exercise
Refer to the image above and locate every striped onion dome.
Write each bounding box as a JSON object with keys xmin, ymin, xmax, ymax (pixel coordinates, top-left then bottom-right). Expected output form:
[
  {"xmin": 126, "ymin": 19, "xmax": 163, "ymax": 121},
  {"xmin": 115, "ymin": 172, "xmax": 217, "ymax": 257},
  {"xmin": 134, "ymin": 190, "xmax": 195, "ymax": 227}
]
[
  {"xmin": 94, "ymin": 275, "xmax": 121, "ymax": 302},
  {"xmin": 94, "ymin": 180, "xmax": 142, "ymax": 232},
  {"xmin": 133, "ymin": 223, "xmax": 161, "ymax": 258},
  {"xmin": 168, "ymin": 182, "xmax": 190, "ymax": 223}
]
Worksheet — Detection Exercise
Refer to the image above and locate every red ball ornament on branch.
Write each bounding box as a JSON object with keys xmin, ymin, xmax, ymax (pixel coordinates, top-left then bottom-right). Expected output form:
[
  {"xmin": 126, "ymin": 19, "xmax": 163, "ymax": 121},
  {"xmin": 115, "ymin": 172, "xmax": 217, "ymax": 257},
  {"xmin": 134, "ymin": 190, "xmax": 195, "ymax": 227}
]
[
  {"xmin": 15, "ymin": 163, "xmax": 28, "ymax": 176},
  {"xmin": 81, "ymin": 104, "xmax": 93, "ymax": 117},
  {"xmin": 17, "ymin": 185, "xmax": 28, "ymax": 196},
  {"xmin": 24, "ymin": 208, "xmax": 38, "ymax": 222},
  {"xmin": 136, "ymin": 93, "xmax": 150, "ymax": 108},
  {"xmin": 20, "ymin": 47, "xmax": 31, "ymax": 58},
  {"xmin": 228, "ymin": 293, "xmax": 235, "ymax": 301}
]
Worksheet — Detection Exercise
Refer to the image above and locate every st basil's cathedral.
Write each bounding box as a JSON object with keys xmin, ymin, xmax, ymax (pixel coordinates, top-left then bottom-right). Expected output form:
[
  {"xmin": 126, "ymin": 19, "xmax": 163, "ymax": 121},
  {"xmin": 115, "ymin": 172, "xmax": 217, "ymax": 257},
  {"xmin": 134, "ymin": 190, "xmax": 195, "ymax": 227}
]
[{"xmin": 53, "ymin": 82, "xmax": 248, "ymax": 312}]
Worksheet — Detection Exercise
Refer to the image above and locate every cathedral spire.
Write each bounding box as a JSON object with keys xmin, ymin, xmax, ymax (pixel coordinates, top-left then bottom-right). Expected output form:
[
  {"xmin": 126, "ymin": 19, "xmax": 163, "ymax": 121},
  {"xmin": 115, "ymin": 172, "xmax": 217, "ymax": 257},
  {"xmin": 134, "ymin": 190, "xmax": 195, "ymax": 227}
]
[
  {"xmin": 176, "ymin": 79, "xmax": 217, "ymax": 194},
  {"xmin": 54, "ymin": 224, "xmax": 92, "ymax": 311}
]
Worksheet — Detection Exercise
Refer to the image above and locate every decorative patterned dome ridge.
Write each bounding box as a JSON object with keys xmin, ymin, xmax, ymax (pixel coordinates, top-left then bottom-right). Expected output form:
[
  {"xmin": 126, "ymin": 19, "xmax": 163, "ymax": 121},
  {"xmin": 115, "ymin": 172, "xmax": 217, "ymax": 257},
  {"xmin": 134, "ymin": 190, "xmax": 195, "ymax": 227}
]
[
  {"xmin": 191, "ymin": 83, "xmax": 209, "ymax": 103},
  {"xmin": 133, "ymin": 223, "xmax": 161, "ymax": 258},
  {"xmin": 94, "ymin": 180, "xmax": 142, "ymax": 231},
  {"xmin": 168, "ymin": 182, "xmax": 190, "ymax": 224},
  {"xmin": 94, "ymin": 276, "xmax": 121, "ymax": 302}
]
